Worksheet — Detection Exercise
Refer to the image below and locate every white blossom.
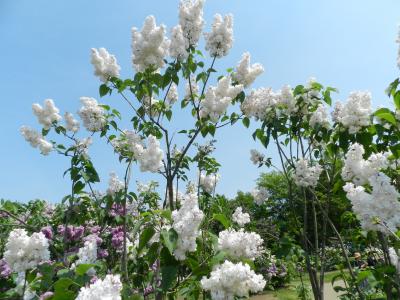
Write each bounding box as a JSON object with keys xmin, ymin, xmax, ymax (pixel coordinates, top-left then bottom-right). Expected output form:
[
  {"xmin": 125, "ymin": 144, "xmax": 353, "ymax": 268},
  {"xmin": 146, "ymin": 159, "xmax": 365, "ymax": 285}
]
[
  {"xmin": 251, "ymin": 187, "xmax": 270, "ymax": 206},
  {"xmin": 185, "ymin": 76, "xmax": 199, "ymax": 99},
  {"xmin": 131, "ymin": 15, "xmax": 170, "ymax": 72},
  {"xmin": 293, "ymin": 159, "xmax": 322, "ymax": 188},
  {"xmin": 332, "ymin": 101, "xmax": 344, "ymax": 123},
  {"xmin": 200, "ymin": 76, "xmax": 243, "ymax": 122},
  {"xmin": 389, "ymin": 247, "xmax": 400, "ymax": 274},
  {"xmin": 4, "ymin": 229, "xmax": 50, "ymax": 273},
  {"xmin": 142, "ymin": 95, "xmax": 162, "ymax": 118},
  {"xmin": 199, "ymin": 172, "xmax": 220, "ymax": 194},
  {"xmin": 218, "ymin": 228, "xmax": 263, "ymax": 260},
  {"xmin": 20, "ymin": 126, "xmax": 53, "ymax": 155},
  {"xmin": 112, "ymin": 130, "xmax": 144, "ymax": 158},
  {"xmin": 170, "ymin": 25, "xmax": 188, "ymax": 60},
  {"xmin": 232, "ymin": 207, "xmax": 250, "ymax": 227},
  {"xmin": 250, "ymin": 149, "xmax": 264, "ymax": 165},
  {"xmin": 76, "ymin": 274, "xmax": 122, "ymax": 300},
  {"xmin": 138, "ymin": 135, "xmax": 163, "ymax": 173},
  {"xmin": 90, "ymin": 48, "xmax": 121, "ymax": 82},
  {"xmin": 179, "ymin": 0, "xmax": 205, "ymax": 47},
  {"xmin": 241, "ymin": 87, "xmax": 280, "ymax": 120},
  {"xmin": 78, "ymin": 97, "xmax": 106, "ymax": 132},
  {"xmin": 309, "ymin": 104, "xmax": 329, "ymax": 128},
  {"xmin": 341, "ymin": 143, "xmax": 389, "ymax": 185},
  {"xmin": 201, "ymin": 261, "xmax": 266, "ymax": 300},
  {"xmin": 75, "ymin": 237, "xmax": 97, "ymax": 270},
  {"xmin": 343, "ymin": 173, "xmax": 400, "ymax": 233},
  {"xmin": 172, "ymin": 192, "xmax": 204, "ymax": 260},
  {"xmin": 166, "ymin": 83, "xmax": 179, "ymax": 106},
  {"xmin": 76, "ymin": 137, "xmax": 93, "ymax": 155},
  {"xmin": 336, "ymin": 91, "xmax": 372, "ymax": 134},
  {"xmin": 232, "ymin": 52, "xmax": 264, "ymax": 88},
  {"xmin": 64, "ymin": 112, "xmax": 80, "ymax": 132},
  {"xmin": 32, "ymin": 99, "xmax": 62, "ymax": 129},
  {"xmin": 279, "ymin": 85, "xmax": 297, "ymax": 115},
  {"xmin": 107, "ymin": 172, "xmax": 125, "ymax": 196},
  {"xmin": 205, "ymin": 14, "xmax": 234, "ymax": 58}
]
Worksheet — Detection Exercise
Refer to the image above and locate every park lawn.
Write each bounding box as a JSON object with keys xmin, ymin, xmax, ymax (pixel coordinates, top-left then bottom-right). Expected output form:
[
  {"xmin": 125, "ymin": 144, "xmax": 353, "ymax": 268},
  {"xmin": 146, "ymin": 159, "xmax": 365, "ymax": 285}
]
[{"xmin": 259, "ymin": 270, "xmax": 344, "ymax": 300}]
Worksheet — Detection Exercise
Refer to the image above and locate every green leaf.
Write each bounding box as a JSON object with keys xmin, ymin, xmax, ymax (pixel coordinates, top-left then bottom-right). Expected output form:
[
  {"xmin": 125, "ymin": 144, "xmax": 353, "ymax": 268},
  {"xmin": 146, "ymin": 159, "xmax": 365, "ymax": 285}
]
[
  {"xmin": 201, "ymin": 126, "xmax": 208, "ymax": 137},
  {"xmin": 75, "ymin": 264, "xmax": 96, "ymax": 276},
  {"xmin": 161, "ymin": 229, "xmax": 178, "ymax": 255},
  {"xmin": 73, "ymin": 181, "xmax": 85, "ymax": 194},
  {"xmin": 165, "ymin": 110, "xmax": 172, "ymax": 121},
  {"xmin": 208, "ymin": 124, "xmax": 216, "ymax": 136},
  {"xmin": 242, "ymin": 117, "xmax": 250, "ymax": 128},
  {"xmin": 99, "ymin": 84, "xmax": 110, "ymax": 97},
  {"xmin": 110, "ymin": 120, "xmax": 118, "ymax": 130},
  {"xmin": 42, "ymin": 128, "xmax": 50, "ymax": 136},
  {"xmin": 161, "ymin": 265, "xmax": 178, "ymax": 291},
  {"xmin": 212, "ymin": 213, "xmax": 231, "ymax": 229},
  {"xmin": 394, "ymin": 91, "xmax": 400, "ymax": 110},
  {"xmin": 53, "ymin": 278, "xmax": 76, "ymax": 300},
  {"xmin": 138, "ymin": 227, "xmax": 156, "ymax": 253},
  {"xmin": 385, "ymin": 78, "xmax": 400, "ymax": 97},
  {"xmin": 374, "ymin": 108, "xmax": 396, "ymax": 125},
  {"xmin": 210, "ymin": 251, "xmax": 226, "ymax": 267}
]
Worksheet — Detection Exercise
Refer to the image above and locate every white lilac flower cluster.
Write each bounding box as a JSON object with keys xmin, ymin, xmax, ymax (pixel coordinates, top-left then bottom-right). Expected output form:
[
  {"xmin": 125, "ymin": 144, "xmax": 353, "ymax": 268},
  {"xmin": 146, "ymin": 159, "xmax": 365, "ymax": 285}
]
[
  {"xmin": 250, "ymin": 149, "xmax": 265, "ymax": 165},
  {"xmin": 140, "ymin": 96, "xmax": 162, "ymax": 118},
  {"xmin": 78, "ymin": 97, "xmax": 107, "ymax": 132},
  {"xmin": 4, "ymin": 229, "xmax": 50, "ymax": 273},
  {"xmin": 343, "ymin": 173, "xmax": 400, "ymax": 233},
  {"xmin": 341, "ymin": 143, "xmax": 389, "ymax": 185},
  {"xmin": 74, "ymin": 238, "xmax": 98, "ymax": 275},
  {"xmin": 112, "ymin": 131, "xmax": 163, "ymax": 173},
  {"xmin": 309, "ymin": 104, "xmax": 329, "ymax": 129},
  {"xmin": 172, "ymin": 192, "xmax": 204, "ymax": 260},
  {"xmin": 170, "ymin": 25, "xmax": 188, "ymax": 60},
  {"xmin": 107, "ymin": 172, "xmax": 125, "ymax": 196},
  {"xmin": 334, "ymin": 91, "xmax": 372, "ymax": 134},
  {"xmin": 179, "ymin": 0, "xmax": 204, "ymax": 47},
  {"xmin": 201, "ymin": 260, "xmax": 266, "ymax": 300},
  {"xmin": 20, "ymin": 126, "xmax": 53, "ymax": 155},
  {"xmin": 199, "ymin": 76, "xmax": 243, "ymax": 122},
  {"xmin": 32, "ymin": 99, "xmax": 62, "ymax": 129},
  {"xmin": 232, "ymin": 207, "xmax": 250, "ymax": 227},
  {"xmin": 64, "ymin": 112, "xmax": 80, "ymax": 132},
  {"xmin": 139, "ymin": 135, "xmax": 164, "ymax": 172},
  {"xmin": 279, "ymin": 85, "xmax": 297, "ymax": 114},
  {"xmin": 232, "ymin": 52, "xmax": 264, "ymax": 88},
  {"xmin": 112, "ymin": 130, "xmax": 144, "ymax": 158},
  {"xmin": 75, "ymin": 137, "xmax": 93, "ymax": 157},
  {"xmin": 76, "ymin": 274, "xmax": 122, "ymax": 300},
  {"xmin": 90, "ymin": 48, "xmax": 121, "ymax": 82},
  {"xmin": 204, "ymin": 14, "xmax": 234, "ymax": 58},
  {"xmin": 241, "ymin": 87, "xmax": 281, "ymax": 121},
  {"xmin": 131, "ymin": 16, "xmax": 170, "ymax": 72},
  {"xmin": 251, "ymin": 187, "xmax": 270, "ymax": 206},
  {"xmin": 389, "ymin": 247, "xmax": 400, "ymax": 274},
  {"xmin": 292, "ymin": 158, "xmax": 323, "ymax": 188},
  {"xmin": 166, "ymin": 83, "xmax": 179, "ymax": 106},
  {"xmin": 185, "ymin": 76, "xmax": 199, "ymax": 100},
  {"xmin": 199, "ymin": 172, "xmax": 220, "ymax": 194},
  {"xmin": 217, "ymin": 228, "xmax": 263, "ymax": 260}
]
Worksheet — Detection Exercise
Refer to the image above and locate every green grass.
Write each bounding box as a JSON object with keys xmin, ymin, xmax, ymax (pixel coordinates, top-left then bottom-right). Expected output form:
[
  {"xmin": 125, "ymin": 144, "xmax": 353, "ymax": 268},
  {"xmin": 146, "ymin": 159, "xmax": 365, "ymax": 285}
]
[{"xmin": 259, "ymin": 270, "xmax": 344, "ymax": 300}]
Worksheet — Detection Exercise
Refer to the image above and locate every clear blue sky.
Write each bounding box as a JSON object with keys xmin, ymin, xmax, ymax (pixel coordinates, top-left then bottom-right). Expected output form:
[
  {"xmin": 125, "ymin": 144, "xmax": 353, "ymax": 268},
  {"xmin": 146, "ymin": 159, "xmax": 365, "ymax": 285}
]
[{"xmin": 1, "ymin": 0, "xmax": 399, "ymax": 202}]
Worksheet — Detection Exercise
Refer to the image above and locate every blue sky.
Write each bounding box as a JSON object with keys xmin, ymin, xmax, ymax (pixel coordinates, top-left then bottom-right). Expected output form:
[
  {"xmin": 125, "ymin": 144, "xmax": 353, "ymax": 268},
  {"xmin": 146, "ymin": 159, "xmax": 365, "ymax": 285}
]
[{"xmin": 1, "ymin": 0, "xmax": 399, "ymax": 202}]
